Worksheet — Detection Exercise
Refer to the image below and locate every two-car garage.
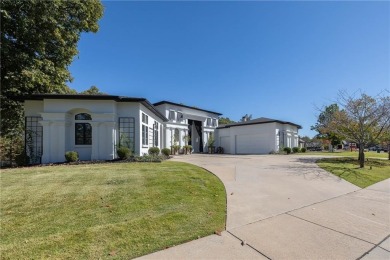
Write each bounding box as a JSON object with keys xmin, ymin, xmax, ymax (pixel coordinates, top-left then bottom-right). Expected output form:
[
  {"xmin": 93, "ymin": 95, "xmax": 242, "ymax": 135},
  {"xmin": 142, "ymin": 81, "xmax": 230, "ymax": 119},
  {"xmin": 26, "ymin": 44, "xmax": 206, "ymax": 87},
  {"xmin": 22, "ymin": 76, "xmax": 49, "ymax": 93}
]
[
  {"xmin": 235, "ymin": 134, "xmax": 271, "ymax": 154},
  {"xmin": 215, "ymin": 117, "xmax": 301, "ymax": 155}
]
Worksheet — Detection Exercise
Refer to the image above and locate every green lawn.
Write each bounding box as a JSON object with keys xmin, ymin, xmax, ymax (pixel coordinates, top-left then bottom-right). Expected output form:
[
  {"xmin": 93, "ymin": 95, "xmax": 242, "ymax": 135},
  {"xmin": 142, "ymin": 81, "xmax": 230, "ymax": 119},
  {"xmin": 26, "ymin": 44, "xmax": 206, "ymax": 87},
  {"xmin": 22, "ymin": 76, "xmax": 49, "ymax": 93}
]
[
  {"xmin": 0, "ymin": 161, "xmax": 226, "ymax": 259},
  {"xmin": 302, "ymin": 150, "xmax": 388, "ymax": 159},
  {"xmin": 317, "ymin": 158, "xmax": 390, "ymax": 188}
]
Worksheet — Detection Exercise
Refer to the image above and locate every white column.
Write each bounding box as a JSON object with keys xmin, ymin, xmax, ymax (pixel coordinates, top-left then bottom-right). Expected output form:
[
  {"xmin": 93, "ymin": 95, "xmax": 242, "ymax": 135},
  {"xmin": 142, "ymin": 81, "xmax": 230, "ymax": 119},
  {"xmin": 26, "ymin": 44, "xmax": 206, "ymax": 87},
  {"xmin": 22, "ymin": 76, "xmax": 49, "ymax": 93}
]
[
  {"xmin": 165, "ymin": 128, "xmax": 171, "ymax": 148},
  {"xmin": 91, "ymin": 122, "xmax": 100, "ymax": 160},
  {"xmin": 103, "ymin": 122, "xmax": 116, "ymax": 160},
  {"xmin": 179, "ymin": 128, "xmax": 184, "ymax": 147}
]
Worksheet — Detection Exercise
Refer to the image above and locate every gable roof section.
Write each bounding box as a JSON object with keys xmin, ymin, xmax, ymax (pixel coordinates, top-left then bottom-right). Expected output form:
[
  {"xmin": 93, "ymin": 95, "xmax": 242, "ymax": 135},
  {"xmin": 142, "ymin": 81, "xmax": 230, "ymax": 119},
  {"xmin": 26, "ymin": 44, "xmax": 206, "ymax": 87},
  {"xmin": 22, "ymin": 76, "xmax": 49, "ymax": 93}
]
[
  {"xmin": 217, "ymin": 117, "xmax": 302, "ymax": 129},
  {"xmin": 15, "ymin": 94, "xmax": 168, "ymax": 122},
  {"xmin": 153, "ymin": 100, "xmax": 222, "ymax": 116}
]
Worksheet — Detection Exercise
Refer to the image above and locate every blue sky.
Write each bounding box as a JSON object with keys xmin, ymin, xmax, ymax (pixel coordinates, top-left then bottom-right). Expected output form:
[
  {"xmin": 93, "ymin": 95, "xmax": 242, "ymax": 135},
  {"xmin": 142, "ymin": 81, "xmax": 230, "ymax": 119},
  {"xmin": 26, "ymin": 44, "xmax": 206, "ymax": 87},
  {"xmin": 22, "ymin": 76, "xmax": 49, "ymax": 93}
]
[{"xmin": 68, "ymin": 1, "xmax": 389, "ymax": 137}]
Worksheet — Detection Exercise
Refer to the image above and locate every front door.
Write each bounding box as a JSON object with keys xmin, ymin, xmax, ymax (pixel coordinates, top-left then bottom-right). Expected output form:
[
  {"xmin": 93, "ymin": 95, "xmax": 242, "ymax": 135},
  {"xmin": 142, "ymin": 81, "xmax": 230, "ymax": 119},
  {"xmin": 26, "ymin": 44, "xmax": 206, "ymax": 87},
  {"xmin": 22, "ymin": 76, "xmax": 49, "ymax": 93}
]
[{"xmin": 188, "ymin": 119, "xmax": 203, "ymax": 153}]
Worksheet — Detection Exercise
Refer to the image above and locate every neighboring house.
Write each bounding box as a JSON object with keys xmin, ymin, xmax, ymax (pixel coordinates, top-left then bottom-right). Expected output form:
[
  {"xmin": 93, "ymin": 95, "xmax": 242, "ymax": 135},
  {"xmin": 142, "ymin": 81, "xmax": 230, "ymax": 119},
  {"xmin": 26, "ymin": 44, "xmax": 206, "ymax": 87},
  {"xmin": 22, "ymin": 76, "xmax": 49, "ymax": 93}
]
[
  {"xmin": 215, "ymin": 117, "xmax": 301, "ymax": 154},
  {"xmin": 19, "ymin": 94, "xmax": 167, "ymax": 164},
  {"xmin": 298, "ymin": 138, "xmax": 306, "ymax": 149},
  {"xmin": 154, "ymin": 101, "xmax": 222, "ymax": 153}
]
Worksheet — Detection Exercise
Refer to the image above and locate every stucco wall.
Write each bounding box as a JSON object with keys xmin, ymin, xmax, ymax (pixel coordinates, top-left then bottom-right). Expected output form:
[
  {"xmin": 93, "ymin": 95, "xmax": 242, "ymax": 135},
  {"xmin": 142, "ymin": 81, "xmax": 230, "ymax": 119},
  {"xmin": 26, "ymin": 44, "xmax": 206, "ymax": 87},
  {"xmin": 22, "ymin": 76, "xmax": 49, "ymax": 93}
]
[
  {"xmin": 215, "ymin": 122, "xmax": 299, "ymax": 154},
  {"xmin": 24, "ymin": 99, "xmax": 165, "ymax": 163},
  {"xmin": 154, "ymin": 103, "xmax": 219, "ymax": 152}
]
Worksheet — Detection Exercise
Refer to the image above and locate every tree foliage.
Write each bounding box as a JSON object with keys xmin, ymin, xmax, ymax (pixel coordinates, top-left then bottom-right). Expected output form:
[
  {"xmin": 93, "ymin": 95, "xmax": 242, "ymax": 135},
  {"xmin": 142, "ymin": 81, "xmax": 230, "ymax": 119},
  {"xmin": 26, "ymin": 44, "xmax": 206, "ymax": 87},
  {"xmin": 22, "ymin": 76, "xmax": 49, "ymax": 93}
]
[
  {"xmin": 319, "ymin": 91, "xmax": 390, "ymax": 167},
  {"xmin": 379, "ymin": 129, "xmax": 390, "ymax": 160},
  {"xmin": 79, "ymin": 86, "xmax": 105, "ymax": 95},
  {"xmin": 311, "ymin": 104, "xmax": 343, "ymax": 148},
  {"xmin": 218, "ymin": 117, "xmax": 235, "ymax": 125},
  {"xmin": 1, "ymin": 0, "xmax": 104, "ymax": 136}
]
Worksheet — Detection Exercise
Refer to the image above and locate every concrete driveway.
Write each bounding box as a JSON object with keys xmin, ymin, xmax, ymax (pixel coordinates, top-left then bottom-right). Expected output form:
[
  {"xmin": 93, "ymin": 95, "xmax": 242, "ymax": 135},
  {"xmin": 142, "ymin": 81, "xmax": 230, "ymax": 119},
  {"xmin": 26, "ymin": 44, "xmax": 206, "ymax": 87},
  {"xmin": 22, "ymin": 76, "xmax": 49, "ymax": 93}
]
[{"xmin": 137, "ymin": 154, "xmax": 390, "ymax": 259}]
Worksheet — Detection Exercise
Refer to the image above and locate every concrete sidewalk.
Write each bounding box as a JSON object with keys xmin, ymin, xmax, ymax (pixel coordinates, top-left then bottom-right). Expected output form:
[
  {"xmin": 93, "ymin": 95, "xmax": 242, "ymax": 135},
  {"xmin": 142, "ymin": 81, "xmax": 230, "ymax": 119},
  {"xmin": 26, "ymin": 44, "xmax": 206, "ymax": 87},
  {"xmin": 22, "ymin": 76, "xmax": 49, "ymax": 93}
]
[{"xmin": 137, "ymin": 155, "xmax": 390, "ymax": 259}]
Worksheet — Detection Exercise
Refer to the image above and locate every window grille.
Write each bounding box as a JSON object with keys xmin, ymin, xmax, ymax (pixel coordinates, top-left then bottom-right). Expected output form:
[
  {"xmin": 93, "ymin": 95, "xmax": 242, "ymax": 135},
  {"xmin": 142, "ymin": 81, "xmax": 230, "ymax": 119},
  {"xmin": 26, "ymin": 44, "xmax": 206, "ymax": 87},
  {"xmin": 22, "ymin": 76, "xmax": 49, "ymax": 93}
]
[
  {"xmin": 119, "ymin": 117, "xmax": 135, "ymax": 151},
  {"xmin": 25, "ymin": 116, "xmax": 43, "ymax": 164}
]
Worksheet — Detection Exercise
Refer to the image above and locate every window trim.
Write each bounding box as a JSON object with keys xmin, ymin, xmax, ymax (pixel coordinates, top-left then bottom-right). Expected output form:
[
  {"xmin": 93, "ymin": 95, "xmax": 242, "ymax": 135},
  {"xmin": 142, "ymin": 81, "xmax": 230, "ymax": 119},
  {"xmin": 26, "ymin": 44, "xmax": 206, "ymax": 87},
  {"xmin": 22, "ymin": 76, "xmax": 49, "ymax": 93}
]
[
  {"xmin": 75, "ymin": 113, "xmax": 92, "ymax": 146},
  {"xmin": 142, "ymin": 113, "xmax": 149, "ymax": 147},
  {"xmin": 206, "ymin": 118, "xmax": 211, "ymax": 126},
  {"xmin": 119, "ymin": 117, "xmax": 135, "ymax": 152},
  {"xmin": 169, "ymin": 110, "xmax": 176, "ymax": 121}
]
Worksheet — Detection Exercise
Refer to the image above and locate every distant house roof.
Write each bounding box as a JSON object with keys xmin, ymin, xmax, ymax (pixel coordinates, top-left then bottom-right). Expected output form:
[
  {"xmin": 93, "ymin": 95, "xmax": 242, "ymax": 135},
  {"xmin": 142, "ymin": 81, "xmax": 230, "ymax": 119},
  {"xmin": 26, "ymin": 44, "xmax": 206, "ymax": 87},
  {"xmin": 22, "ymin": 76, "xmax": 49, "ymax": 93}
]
[
  {"xmin": 153, "ymin": 100, "xmax": 222, "ymax": 116},
  {"xmin": 15, "ymin": 94, "xmax": 168, "ymax": 121},
  {"xmin": 217, "ymin": 117, "xmax": 302, "ymax": 129}
]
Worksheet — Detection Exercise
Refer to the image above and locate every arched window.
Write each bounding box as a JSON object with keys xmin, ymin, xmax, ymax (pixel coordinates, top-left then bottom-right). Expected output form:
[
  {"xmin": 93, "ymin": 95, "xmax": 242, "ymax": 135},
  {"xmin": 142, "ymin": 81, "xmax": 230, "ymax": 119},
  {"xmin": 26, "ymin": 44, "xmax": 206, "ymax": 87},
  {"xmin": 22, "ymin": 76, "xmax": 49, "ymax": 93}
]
[
  {"xmin": 75, "ymin": 113, "xmax": 92, "ymax": 145},
  {"xmin": 75, "ymin": 113, "xmax": 92, "ymax": 120}
]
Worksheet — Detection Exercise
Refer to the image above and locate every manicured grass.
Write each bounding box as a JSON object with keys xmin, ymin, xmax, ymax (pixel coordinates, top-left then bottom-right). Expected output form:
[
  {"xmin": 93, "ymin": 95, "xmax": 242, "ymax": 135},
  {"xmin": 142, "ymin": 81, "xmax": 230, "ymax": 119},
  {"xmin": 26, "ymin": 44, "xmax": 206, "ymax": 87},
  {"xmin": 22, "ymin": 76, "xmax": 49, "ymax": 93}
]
[
  {"xmin": 302, "ymin": 150, "xmax": 388, "ymax": 159},
  {"xmin": 0, "ymin": 161, "xmax": 226, "ymax": 259},
  {"xmin": 317, "ymin": 158, "xmax": 390, "ymax": 188}
]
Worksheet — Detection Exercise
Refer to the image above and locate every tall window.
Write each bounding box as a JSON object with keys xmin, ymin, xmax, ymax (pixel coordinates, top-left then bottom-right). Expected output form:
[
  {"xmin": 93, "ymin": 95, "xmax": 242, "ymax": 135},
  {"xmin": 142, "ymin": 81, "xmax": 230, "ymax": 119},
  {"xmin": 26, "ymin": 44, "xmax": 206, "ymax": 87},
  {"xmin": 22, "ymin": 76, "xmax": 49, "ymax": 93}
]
[
  {"xmin": 153, "ymin": 122, "xmax": 159, "ymax": 147},
  {"xmin": 119, "ymin": 117, "xmax": 135, "ymax": 151},
  {"xmin": 75, "ymin": 113, "xmax": 92, "ymax": 145},
  {"xmin": 212, "ymin": 118, "xmax": 217, "ymax": 127},
  {"xmin": 174, "ymin": 128, "xmax": 179, "ymax": 143},
  {"xmin": 25, "ymin": 116, "xmax": 43, "ymax": 164},
  {"xmin": 206, "ymin": 118, "xmax": 211, "ymax": 126},
  {"xmin": 142, "ymin": 113, "xmax": 148, "ymax": 146},
  {"xmin": 169, "ymin": 110, "xmax": 175, "ymax": 120}
]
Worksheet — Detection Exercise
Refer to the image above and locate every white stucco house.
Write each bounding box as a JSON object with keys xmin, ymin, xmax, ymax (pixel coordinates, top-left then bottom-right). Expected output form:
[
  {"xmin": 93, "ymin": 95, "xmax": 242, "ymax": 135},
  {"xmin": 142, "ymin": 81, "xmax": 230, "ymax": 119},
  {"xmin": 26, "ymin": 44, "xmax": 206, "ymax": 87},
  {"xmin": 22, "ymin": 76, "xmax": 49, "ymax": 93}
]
[
  {"xmin": 215, "ymin": 117, "xmax": 302, "ymax": 154},
  {"xmin": 18, "ymin": 94, "xmax": 301, "ymax": 163},
  {"xmin": 19, "ymin": 94, "xmax": 167, "ymax": 164},
  {"xmin": 154, "ymin": 101, "xmax": 222, "ymax": 153}
]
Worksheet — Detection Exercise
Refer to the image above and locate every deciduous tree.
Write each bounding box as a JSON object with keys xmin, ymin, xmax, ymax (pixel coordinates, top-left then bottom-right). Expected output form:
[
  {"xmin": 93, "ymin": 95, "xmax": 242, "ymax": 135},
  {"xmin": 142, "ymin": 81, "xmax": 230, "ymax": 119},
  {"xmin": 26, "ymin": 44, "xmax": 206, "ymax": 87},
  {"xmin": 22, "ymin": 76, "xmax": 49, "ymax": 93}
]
[
  {"xmin": 1, "ymin": 0, "xmax": 104, "ymax": 136},
  {"xmin": 323, "ymin": 91, "xmax": 390, "ymax": 167}
]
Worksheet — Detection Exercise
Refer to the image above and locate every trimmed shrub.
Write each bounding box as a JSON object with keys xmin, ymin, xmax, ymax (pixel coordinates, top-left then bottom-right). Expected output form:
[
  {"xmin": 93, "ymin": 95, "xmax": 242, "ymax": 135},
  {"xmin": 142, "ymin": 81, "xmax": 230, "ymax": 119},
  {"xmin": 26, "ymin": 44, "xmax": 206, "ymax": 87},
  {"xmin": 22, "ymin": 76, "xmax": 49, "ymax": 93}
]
[
  {"xmin": 65, "ymin": 151, "xmax": 78, "ymax": 162},
  {"xmin": 292, "ymin": 147, "xmax": 300, "ymax": 153},
  {"xmin": 148, "ymin": 147, "xmax": 160, "ymax": 156},
  {"xmin": 301, "ymin": 147, "xmax": 307, "ymax": 153},
  {"xmin": 133, "ymin": 155, "xmax": 163, "ymax": 162},
  {"xmin": 117, "ymin": 147, "xmax": 131, "ymax": 160},
  {"xmin": 161, "ymin": 148, "xmax": 170, "ymax": 157},
  {"xmin": 283, "ymin": 147, "xmax": 292, "ymax": 154}
]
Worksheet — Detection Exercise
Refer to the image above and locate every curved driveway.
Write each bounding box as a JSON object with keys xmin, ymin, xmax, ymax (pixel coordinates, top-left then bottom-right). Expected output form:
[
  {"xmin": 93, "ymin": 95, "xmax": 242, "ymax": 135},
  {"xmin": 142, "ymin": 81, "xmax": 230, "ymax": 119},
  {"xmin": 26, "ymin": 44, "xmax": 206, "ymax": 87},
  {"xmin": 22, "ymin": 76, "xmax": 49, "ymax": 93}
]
[{"xmin": 139, "ymin": 154, "xmax": 390, "ymax": 259}]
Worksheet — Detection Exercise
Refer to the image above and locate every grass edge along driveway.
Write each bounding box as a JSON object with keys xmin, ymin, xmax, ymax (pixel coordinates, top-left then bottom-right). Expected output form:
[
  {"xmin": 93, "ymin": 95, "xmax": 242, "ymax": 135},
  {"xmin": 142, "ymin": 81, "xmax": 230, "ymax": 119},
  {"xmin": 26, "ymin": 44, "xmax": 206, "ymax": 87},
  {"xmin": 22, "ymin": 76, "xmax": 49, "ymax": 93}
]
[
  {"xmin": 0, "ymin": 161, "xmax": 227, "ymax": 259},
  {"xmin": 317, "ymin": 157, "xmax": 390, "ymax": 188}
]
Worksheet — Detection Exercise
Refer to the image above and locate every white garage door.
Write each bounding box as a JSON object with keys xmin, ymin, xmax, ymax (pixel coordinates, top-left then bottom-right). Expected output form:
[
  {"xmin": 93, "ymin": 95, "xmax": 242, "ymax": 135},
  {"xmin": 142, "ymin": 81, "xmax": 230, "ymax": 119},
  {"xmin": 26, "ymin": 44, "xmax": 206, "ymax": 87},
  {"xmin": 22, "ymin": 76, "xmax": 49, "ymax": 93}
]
[
  {"xmin": 235, "ymin": 134, "xmax": 269, "ymax": 154},
  {"xmin": 220, "ymin": 136, "xmax": 230, "ymax": 154}
]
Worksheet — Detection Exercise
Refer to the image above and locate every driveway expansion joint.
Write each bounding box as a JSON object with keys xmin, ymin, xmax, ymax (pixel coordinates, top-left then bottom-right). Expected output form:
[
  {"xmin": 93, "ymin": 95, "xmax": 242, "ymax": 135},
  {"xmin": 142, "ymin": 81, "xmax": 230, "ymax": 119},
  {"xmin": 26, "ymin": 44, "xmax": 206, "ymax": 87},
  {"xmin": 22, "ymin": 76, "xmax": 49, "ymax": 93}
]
[
  {"xmin": 285, "ymin": 213, "xmax": 377, "ymax": 246},
  {"xmin": 227, "ymin": 230, "xmax": 272, "ymax": 259},
  {"xmin": 357, "ymin": 234, "xmax": 390, "ymax": 259},
  {"xmin": 227, "ymin": 187, "xmax": 363, "ymax": 232}
]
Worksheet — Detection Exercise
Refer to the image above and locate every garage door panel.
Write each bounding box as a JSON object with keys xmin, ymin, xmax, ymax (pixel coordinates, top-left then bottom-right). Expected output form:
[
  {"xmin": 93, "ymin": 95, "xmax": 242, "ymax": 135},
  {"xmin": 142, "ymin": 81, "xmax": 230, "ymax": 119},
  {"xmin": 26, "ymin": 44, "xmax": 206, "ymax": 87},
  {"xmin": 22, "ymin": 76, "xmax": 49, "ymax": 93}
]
[{"xmin": 236, "ymin": 134, "xmax": 269, "ymax": 154}]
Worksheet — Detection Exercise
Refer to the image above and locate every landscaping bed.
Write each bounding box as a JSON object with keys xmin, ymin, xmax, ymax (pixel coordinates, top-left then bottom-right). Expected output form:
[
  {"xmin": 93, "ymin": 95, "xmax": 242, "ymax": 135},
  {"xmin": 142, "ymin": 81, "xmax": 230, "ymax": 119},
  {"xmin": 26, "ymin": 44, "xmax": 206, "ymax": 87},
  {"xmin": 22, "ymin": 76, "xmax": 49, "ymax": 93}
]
[{"xmin": 0, "ymin": 161, "xmax": 226, "ymax": 259}]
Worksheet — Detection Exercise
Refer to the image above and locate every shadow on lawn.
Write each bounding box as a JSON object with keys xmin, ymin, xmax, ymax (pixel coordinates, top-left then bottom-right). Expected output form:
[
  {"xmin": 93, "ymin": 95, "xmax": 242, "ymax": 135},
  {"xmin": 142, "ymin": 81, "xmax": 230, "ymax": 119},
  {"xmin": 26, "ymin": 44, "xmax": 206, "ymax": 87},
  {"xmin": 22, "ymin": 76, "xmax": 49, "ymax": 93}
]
[{"xmin": 286, "ymin": 157, "xmax": 388, "ymax": 183}]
